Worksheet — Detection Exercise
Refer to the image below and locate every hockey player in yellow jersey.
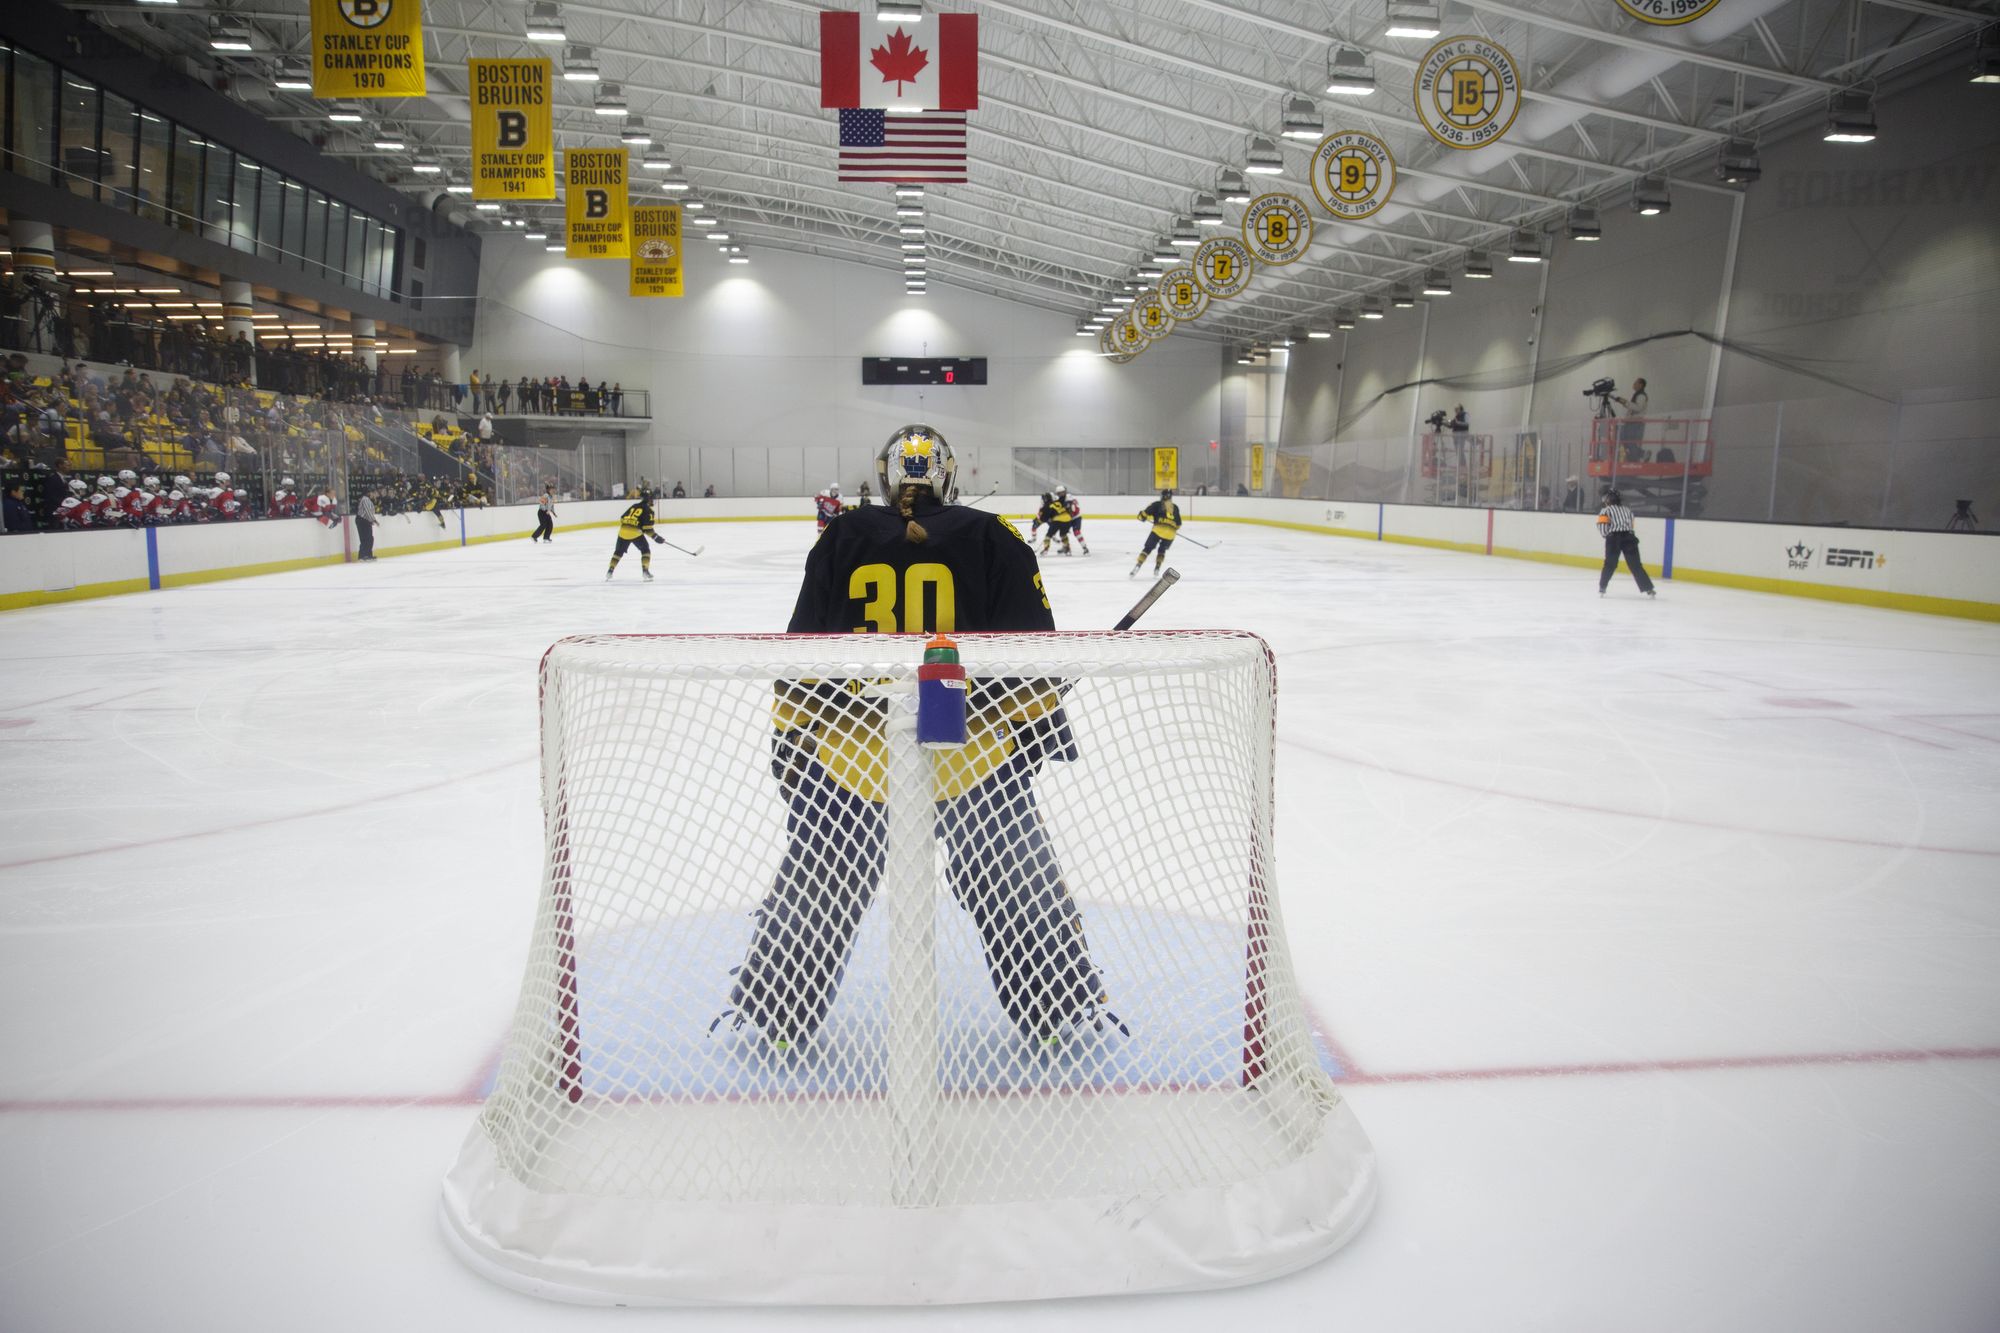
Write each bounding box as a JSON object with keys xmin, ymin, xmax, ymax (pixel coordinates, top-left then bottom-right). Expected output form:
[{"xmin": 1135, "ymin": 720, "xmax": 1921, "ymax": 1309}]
[
  {"xmin": 606, "ymin": 493, "xmax": 663, "ymax": 581},
  {"xmin": 1132, "ymin": 488, "xmax": 1183, "ymax": 576},
  {"xmin": 720, "ymin": 424, "xmax": 1118, "ymax": 1049}
]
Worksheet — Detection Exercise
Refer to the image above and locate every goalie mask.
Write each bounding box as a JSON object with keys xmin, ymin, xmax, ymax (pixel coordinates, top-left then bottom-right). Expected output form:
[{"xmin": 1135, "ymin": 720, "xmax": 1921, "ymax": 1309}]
[{"xmin": 877, "ymin": 425, "xmax": 957, "ymax": 503}]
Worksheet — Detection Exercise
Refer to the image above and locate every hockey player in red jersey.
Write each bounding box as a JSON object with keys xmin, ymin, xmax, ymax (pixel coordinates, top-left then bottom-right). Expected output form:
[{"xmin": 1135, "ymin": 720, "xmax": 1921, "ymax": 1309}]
[
  {"xmin": 268, "ymin": 477, "xmax": 302, "ymax": 519},
  {"xmin": 1057, "ymin": 484, "xmax": 1089, "ymax": 554},
  {"xmin": 311, "ymin": 492, "xmax": 339, "ymax": 527},
  {"xmin": 814, "ymin": 485, "xmax": 844, "ymax": 532},
  {"xmin": 87, "ymin": 476, "xmax": 119, "ymax": 526}
]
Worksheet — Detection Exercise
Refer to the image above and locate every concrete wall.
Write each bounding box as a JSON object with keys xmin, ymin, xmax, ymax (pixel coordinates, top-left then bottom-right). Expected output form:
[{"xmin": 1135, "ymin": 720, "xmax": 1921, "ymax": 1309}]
[{"xmin": 466, "ymin": 241, "xmax": 1226, "ymax": 495}]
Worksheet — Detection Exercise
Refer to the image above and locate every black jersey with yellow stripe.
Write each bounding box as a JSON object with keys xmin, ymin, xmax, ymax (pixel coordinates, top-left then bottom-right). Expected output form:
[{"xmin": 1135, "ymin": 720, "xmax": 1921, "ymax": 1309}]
[{"xmin": 787, "ymin": 497, "xmax": 1053, "ymax": 635}]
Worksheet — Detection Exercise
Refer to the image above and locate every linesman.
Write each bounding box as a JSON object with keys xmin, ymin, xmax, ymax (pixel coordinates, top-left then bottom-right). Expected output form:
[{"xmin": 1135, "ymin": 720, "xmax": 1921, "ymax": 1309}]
[{"xmin": 1596, "ymin": 489, "xmax": 1656, "ymax": 598}]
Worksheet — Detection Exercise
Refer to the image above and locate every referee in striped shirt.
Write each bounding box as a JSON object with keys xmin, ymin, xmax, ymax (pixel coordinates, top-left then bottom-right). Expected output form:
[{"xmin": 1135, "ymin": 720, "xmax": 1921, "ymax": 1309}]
[{"xmin": 1596, "ymin": 490, "xmax": 1657, "ymax": 597}]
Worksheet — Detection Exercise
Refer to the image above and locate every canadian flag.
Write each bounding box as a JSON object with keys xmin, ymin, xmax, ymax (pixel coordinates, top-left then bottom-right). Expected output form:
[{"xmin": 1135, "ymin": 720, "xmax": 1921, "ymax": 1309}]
[{"xmin": 821, "ymin": 11, "xmax": 978, "ymax": 111}]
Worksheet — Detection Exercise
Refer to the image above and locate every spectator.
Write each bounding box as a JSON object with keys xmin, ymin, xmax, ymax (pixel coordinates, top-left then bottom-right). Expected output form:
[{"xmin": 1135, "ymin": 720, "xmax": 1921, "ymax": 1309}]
[
  {"xmin": 477, "ymin": 411, "xmax": 494, "ymax": 442},
  {"xmin": 1557, "ymin": 475, "xmax": 1583, "ymax": 512},
  {"xmin": 671, "ymin": 479, "xmax": 687, "ymax": 498},
  {"xmin": 2, "ymin": 481, "xmax": 33, "ymax": 534},
  {"xmin": 495, "ymin": 377, "xmax": 511, "ymax": 414},
  {"xmin": 608, "ymin": 382, "xmax": 623, "ymax": 415},
  {"xmin": 703, "ymin": 483, "xmax": 716, "ymax": 498}
]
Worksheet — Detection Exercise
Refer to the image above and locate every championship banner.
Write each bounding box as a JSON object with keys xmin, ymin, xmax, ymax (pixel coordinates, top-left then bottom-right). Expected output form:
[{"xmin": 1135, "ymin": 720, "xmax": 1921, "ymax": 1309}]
[
  {"xmin": 470, "ymin": 58, "xmax": 554, "ymax": 200},
  {"xmin": 1152, "ymin": 447, "xmax": 1179, "ymax": 491},
  {"xmin": 311, "ymin": 0, "xmax": 426, "ymax": 99},
  {"xmin": 1249, "ymin": 443, "xmax": 1266, "ymax": 493},
  {"xmin": 565, "ymin": 148, "xmax": 631, "ymax": 259},
  {"xmin": 1274, "ymin": 451, "xmax": 1312, "ymax": 499},
  {"xmin": 629, "ymin": 205, "xmax": 684, "ymax": 298}
]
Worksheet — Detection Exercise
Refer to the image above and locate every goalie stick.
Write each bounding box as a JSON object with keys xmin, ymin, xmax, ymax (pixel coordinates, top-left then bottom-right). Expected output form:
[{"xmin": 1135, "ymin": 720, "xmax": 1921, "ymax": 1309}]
[{"xmin": 1113, "ymin": 568, "xmax": 1181, "ymax": 630}]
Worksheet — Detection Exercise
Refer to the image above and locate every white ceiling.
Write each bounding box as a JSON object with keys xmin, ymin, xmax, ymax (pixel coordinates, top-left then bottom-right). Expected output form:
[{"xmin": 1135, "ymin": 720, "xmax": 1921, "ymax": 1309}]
[{"xmin": 80, "ymin": 0, "xmax": 1995, "ymax": 345}]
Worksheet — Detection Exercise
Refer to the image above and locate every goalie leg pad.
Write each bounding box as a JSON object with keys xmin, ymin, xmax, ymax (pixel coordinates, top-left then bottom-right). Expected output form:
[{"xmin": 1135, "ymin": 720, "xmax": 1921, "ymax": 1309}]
[
  {"xmin": 940, "ymin": 756, "xmax": 1106, "ymax": 1040},
  {"xmin": 728, "ymin": 765, "xmax": 885, "ymax": 1044}
]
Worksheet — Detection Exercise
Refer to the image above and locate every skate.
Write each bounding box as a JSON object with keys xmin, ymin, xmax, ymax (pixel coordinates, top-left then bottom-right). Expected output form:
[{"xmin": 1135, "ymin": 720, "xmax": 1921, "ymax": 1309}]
[{"xmin": 643, "ymin": 571, "xmax": 655, "ymax": 582}]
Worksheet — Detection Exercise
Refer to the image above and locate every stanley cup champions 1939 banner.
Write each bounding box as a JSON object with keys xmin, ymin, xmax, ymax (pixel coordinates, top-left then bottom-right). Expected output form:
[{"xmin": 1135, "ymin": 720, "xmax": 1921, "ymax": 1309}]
[{"xmin": 565, "ymin": 148, "xmax": 631, "ymax": 259}]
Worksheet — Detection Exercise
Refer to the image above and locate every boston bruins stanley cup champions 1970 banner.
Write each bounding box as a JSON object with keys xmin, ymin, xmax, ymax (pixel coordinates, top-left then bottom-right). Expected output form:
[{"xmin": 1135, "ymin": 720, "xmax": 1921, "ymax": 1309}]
[{"xmin": 311, "ymin": 0, "xmax": 426, "ymax": 99}]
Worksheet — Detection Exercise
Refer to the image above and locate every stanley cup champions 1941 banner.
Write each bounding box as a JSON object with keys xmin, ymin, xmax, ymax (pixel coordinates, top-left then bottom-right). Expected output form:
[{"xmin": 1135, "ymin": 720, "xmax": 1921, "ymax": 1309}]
[
  {"xmin": 565, "ymin": 148, "xmax": 631, "ymax": 259},
  {"xmin": 311, "ymin": 0, "xmax": 426, "ymax": 99},
  {"xmin": 470, "ymin": 58, "xmax": 554, "ymax": 200}
]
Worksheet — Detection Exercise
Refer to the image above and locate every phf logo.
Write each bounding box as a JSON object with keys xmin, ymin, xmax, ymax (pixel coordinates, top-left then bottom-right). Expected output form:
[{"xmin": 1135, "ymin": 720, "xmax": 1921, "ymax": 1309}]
[{"xmin": 1786, "ymin": 541, "xmax": 1813, "ymax": 570}]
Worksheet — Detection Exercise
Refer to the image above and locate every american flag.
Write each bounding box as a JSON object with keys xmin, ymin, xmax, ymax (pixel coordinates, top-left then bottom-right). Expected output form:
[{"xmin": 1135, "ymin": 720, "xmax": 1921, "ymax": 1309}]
[{"xmin": 838, "ymin": 109, "xmax": 967, "ymax": 184}]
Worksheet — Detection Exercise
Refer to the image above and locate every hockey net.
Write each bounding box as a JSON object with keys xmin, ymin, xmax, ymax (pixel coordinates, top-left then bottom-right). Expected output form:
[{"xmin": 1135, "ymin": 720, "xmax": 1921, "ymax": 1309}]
[{"xmin": 441, "ymin": 630, "xmax": 1374, "ymax": 1304}]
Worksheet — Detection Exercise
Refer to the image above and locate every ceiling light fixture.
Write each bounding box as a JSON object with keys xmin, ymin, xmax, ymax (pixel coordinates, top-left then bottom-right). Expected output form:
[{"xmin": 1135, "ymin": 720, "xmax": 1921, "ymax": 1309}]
[
  {"xmin": 273, "ymin": 61, "xmax": 312, "ymax": 91},
  {"xmin": 658, "ymin": 170, "xmax": 690, "ymax": 192},
  {"xmin": 1715, "ymin": 138, "xmax": 1761, "ymax": 185},
  {"xmin": 1360, "ymin": 296, "xmax": 1385, "ymax": 319},
  {"xmin": 1244, "ymin": 135, "xmax": 1284, "ymax": 175},
  {"xmin": 1391, "ymin": 283, "xmax": 1415, "ymax": 308},
  {"xmin": 1630, "ymin": 175, "xmax": 1671, "ymax": 216},
  {"xmin": 1507, "ymin": 229, "xmax": 1545, "ymax": 261},
  {"xmin": 895, "ymin": 200, "xmax": 924, "ymax": 217},
  {"xmin": 894, "ymin": 184, "xmax": 925, "ymax": 200},
  {"xmin": 899, "ymin": 218, "xmax": 926, "ymax": 234},
  {"xmin": 708, "ymin": 229, "xmax": 732, "ymax": 243},
  {"xmin": 1334, "ymin": 309, "xmax": 1357, "ymax": 329},
  {"xmin": 545, "ymin": 231, "xmax": 565, "ymax": 252},
  {"xmin": 1384, "ymin": 1, "xmax": 1442, "ymax": 40},
  {"xmin": 1170, "ymin": 216, "xmax": 1200, "ymax": 247},
  {"xmin": 620, "ymin": 117, "xmax": 652, "ymax": 145},
  {"xmin": 524, "ymin": 225, "xmax": 547, "ymax": 241},
  {"xmin": 1325, "ymin": 45, "xmax": 1376, "ymax": 96},
  {"xmin": 1217, "ymin": 168, "xmax": 1251, "ymax": 204},
  {"xmin": 1192, "ymin": 192, "xmax": 1224, "ymax": 225},
  {"xmin": 1973, "ymin": 33, "xmax": 2000, "ymax": 83},
  {"xmin": 445, "ymin": 182, "xmax": 474, "ymax": 194},
  {"xmin": 1280, "ymin": 95, "xmax": 1324, "ymax": 140},
  {"xmin": 1151, "ymin": 238, "xmax": 1179, "ymax": 263},
  {"xmin": 1464, "ymin": 249, "xmax": 1493, "ymax": 278},
  {"xmin": 1567, "ymin": 205, "xmax": 1602, "ymax": 240},
  {"xmin": 1823, "ymin": 89, "xmax": 1878, "ymax": 143},
  {"xmin": 208, "ymin": 16, "xmax": 254, "ymax": 51},
  {"xmin": 1422, "ymin": 268, "xmax": 1452, "ymax": 294},
  {"xmin": 326, "ymin": 102, "xmax": 364, "ymax": 123},
  {"xmin": 727, "ymin": 245, "xmax": 749, "ymax": 264},
  {"xmin": 1307, "ymin": 322, "xmax": 1334, "ymax": 339},
  {"xmin": 594, "ymin": 83, "xmax": 628, "ymax": 116},
  {"xmin": 372, "ymin": 133, "xmax": 406, "ymax": 151},
  {"xmin": 411, "ymin": 157, "xmax": 443, "ymax": 174},
  {"xmin": 563, "ymin": 46, "xmax": 600, "ymax": 82},
  {"xmin": 525, "ymin": 2, "xmax": 566, "ymax": 42},
  {"xmin": 877, "ymin": 1, "xmax": 924, "ymax": 22},
  {"xmin": 641, "ymin": 150, "xmax": 672, "ymax": 170}
]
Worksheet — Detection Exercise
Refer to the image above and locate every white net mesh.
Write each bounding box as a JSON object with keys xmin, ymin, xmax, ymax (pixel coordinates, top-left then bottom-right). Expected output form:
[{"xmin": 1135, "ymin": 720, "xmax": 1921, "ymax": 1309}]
[{"xmin": 443, "ymin": 630, "xmax": 1374, "ymax": 1304}]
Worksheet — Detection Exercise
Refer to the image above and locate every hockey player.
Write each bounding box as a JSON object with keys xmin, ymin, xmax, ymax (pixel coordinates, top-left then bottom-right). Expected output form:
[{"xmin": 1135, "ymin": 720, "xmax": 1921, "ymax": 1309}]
[
  {"xmin": 1035, "ymin": 489, "xmax": 1075, "ymax": 556},
  {"xmin": 814, "ymin": 484, "xmax": 844, "ymax": 533},
  {"xmin": 722, "ymin": 423, "xmax": 1115, "ymax": 1049},
  {"xmin": 56, "ymin": 479, "xmax": 93, "ymax": 530},
  {"xmin": 121, "ymin": 479, "xmax": 156, "ymax": 525},
  {"xmin": 311, "ymin": 492, "xmax": 339, "ymax": 528},
  {"xmin": 87, "ymin": 476, "xmax": 119, "ymax": 527},
  {"xmin": 605, "ymin": 493, "xmax": 663, "ymax": 581},
  {"xmin": 268, "ymin": 477, "xmax": 301, "ymax": 519},
  {"xmin": 1057, "ymin": 484, "xmax": 1089, "ymax": 554},
  {"xmin": 1131, "ymin": 487, "xmax": 1183, "ymax": 577}
]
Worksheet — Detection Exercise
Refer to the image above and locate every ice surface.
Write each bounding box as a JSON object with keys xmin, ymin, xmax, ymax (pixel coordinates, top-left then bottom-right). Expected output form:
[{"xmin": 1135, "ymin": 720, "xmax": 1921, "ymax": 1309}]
[{"xmin": 2, "ymin": 518, "xmax": 1997, "ymax": 1331}]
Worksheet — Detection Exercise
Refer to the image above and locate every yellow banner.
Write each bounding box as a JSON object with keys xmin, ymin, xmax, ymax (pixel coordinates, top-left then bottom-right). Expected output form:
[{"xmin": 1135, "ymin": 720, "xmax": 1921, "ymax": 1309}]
[
  {"xmin": 311, "ymin": 0, "xmax": 426, "ymax": 99},
  {"xmin": 1152, "ymin": 447, "xmax": 1179, "ymax": 491},
  {"xmin": 1249, "ymin": 443, "xmax": 1266, "ymax": 492},
  {"xmin": 1274, "ymin": 451, "xmax": 1312, "ymax": 499},
  {"xmin": 629, "ymin": 206, "xmax": 684, "ymax": 297},
  {"xmin": 469, "ymin": 58, "xmax": 554, "ymax": 201},
  {"xmin": 565, "ymin": 148, "xmax": 630, "ymax": 259}
]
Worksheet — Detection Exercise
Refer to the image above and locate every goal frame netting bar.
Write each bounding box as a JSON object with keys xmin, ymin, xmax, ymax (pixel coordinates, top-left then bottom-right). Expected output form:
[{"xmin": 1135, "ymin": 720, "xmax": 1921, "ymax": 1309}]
[{"xmin": 441, "ymin": 631, "xmax": 1375, "ymax": 1305}]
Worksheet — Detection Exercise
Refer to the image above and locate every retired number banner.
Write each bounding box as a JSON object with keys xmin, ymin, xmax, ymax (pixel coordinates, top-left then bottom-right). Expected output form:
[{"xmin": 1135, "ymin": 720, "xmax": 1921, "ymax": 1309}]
[
  {"xmin": 629, "ymin": 206, "xmax": 684, "ymax": 297},
  {"xmin": 565, "ymin": 148, "xmax": 631, "ymax": 259},
  {"xmin": 311, "ymin": 0, "xmax": 426, "ymax": 99},
  {"xmin": 470, "ymin": 59, "xmax": 554, "ymax": 201}
]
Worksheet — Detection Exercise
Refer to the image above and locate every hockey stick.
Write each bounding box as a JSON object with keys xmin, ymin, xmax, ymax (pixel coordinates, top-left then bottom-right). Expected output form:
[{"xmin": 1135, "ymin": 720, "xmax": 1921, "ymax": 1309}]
[
  {"xmin": 1174, "ymin": 532, "xmax": 1216, "ymax": 550},
  {"xmin": 1113, "ymin": 568, "xmax": 1180, "ymax": 630},
  {"xmin": 653, "ymin": 535, "xmax": 705, "ymax": 557},
  {"xmin": 961, "ymin": 485, "xmax": 1001, "ymax": 509}
]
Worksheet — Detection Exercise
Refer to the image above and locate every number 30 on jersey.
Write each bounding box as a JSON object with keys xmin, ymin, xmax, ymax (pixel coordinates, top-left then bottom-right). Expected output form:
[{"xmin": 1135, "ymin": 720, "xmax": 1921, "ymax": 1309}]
[{"xmin": 849, "ymin": 562, "xmax": 956, "ymax": 633}]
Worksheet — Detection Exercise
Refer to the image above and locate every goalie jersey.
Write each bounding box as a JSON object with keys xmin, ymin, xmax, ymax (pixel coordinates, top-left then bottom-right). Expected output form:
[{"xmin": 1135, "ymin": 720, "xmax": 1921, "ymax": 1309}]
[{"xmin": 778, "ymin": 496, "xmax": 1070, "ymax": 802}]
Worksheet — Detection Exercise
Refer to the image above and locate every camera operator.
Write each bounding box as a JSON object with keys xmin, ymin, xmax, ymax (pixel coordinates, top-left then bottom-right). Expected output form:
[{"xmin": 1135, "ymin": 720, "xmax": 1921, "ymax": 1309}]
[
  {"xmin": 1449, "ymin": 404, "xmax": 1468, "ymax": 435},
  {"xmin": 1612, "ymin": 377, "xmax": 1649, "ymax": 462}
]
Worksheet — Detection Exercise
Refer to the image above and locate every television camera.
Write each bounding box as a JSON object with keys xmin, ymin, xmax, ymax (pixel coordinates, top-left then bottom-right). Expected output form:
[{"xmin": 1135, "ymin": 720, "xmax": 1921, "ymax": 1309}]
[
  {"xmin": 1584, "ymin": 377, "xmax": 1618, "ymax": 418},
  {"xmin": 1424, "ymin": 409, "xmax": 1449, "ymax": 431}
]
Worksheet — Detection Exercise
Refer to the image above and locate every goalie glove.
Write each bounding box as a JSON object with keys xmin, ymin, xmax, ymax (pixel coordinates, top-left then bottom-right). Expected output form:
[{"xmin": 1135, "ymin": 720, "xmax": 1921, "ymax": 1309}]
[{"xmin": 770, "ymin": 728, "xmax": 817, "ymax": 788}]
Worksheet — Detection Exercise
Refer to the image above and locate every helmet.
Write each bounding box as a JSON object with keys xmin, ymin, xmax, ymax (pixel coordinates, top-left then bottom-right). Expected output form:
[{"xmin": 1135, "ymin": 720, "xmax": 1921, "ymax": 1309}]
[
  {"xmin": 1160, "ymin": 487, "xmax": 1174, "ymax": 500},
  {"xmin": 174, "ymin": 475, "xmax": 191, "ymax": 489},
  {"xmin": 168, "ymin": 489, "xmax": 185, "ymax": 502},
  {"xmin": 1055, "ymin": 484, "xmax": 1069, "ymax": 497},
  {"xmin": 215, "ymin": 471, "xmax": 231, "ymax": 485},
  {"xmin": 142, "ymin": 475, "xmax": 160, "ymax": 491},
  {"xmin": 281, "ymin": 476, "xmax": 294, "ymax": 488},
  {"xmin": 1604, "ymin": 489, "xmax": 1622, "ymax": 505},
  {"xmin": 828, "ymin": 484, "xmax": 840, "ymax": 497},
  {"xmin": 117, "ymin": 469, "xmax": 137, "ymax": 485},
  {"xmin": 877, "ymin": 424, "xmax": 957, "ymax": 503},
  {"xmin": 69, "ymin": 478, "xmax": 87, "ymax": 495},
  {"xmin": 97, "ymin": 475, "xmax": 115, "ymax": 490}
]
